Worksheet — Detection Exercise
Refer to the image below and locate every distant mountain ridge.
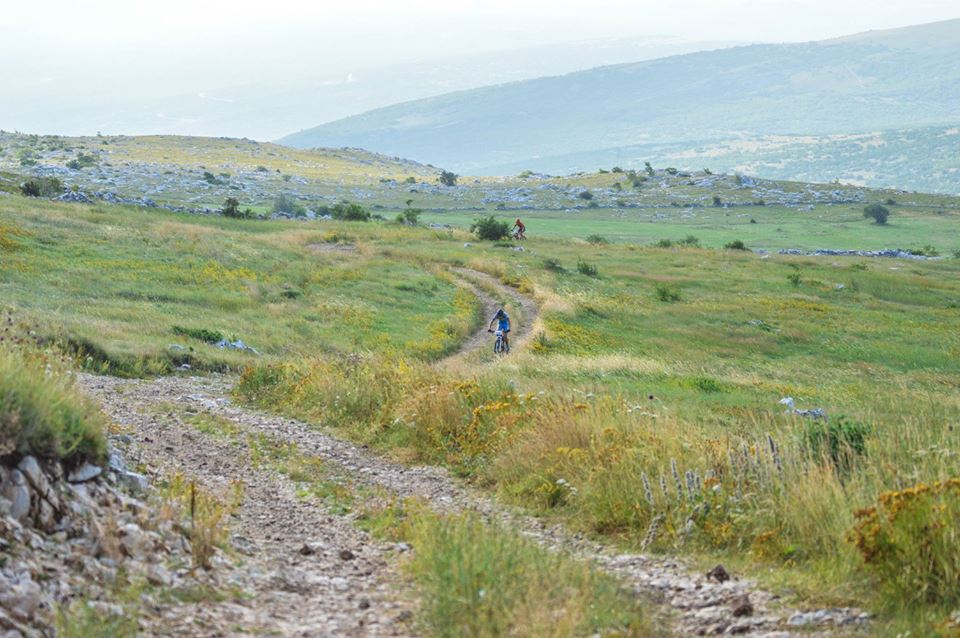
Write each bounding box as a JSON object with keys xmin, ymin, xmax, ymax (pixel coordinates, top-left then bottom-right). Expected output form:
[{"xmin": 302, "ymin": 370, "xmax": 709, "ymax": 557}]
[{"xmin": 280, "ymin": 19, "xmax": 960, "ymax": 193}]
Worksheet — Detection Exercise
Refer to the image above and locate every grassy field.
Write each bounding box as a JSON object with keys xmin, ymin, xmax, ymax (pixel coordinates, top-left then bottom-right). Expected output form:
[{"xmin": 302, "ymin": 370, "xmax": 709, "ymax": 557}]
[
  {"xmin": 4, "ymin": 134, "xmax": 960, "ymax": 634},
  {"xmin": 0, "ymin": 196, "xmax": 477, "ymax": 375}
]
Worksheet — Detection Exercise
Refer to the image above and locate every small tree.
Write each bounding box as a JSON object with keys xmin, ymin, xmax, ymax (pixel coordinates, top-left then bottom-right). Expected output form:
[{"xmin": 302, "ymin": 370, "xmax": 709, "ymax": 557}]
[
  {"xmin": 577, "ymin": 190, "xmax": 593, "ymax": 201},
  {"xmin": 220, "ymin": 197, "xmax": 252, "ymax": 218},
  {"xmin": 438, "ymin": 170, "xmax": 458, "ymax": 187},
  {"xmin": 272, "ymin": 194, "xmax": 305, "ymax": 216},
  {"xmin": 863, "ymin": 203, "xmax": 890, "ymax": 225},
  {"xmin": 396, "ymin": 199, "xmax": 421, "ymax": 225},
  {"xmin": 19, "ymin": 177, "xmax": 62, "ymax": 198},
  {"xmin": 713, "ymin": 195, "xmax": 722, "ymax": 207},
  {"xmin": 644, "ymin": 161, "xmax": 655, "ymax": 177},
  {"xmin": 470, "ymin": 215, "xmax": 510, "ymax": 241}
]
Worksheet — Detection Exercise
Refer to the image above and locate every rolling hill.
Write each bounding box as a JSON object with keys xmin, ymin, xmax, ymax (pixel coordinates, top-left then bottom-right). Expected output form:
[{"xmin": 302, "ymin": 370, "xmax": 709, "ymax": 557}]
[{"xmin": 280, "ymin": 19, "xmax": 960, "ymax": 193}]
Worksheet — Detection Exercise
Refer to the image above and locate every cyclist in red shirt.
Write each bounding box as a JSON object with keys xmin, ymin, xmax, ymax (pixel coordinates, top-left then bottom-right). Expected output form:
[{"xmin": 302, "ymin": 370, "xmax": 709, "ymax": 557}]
[{"xmin": 513, "ymin": 218, "xmax": 526, "ymax": 240}]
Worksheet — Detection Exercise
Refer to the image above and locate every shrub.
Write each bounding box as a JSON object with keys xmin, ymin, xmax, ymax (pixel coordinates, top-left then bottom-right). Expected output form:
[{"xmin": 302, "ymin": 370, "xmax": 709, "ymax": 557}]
[
  {"xmin": 863, "ymin": 203, "xmax": 890, "ymax": 225},
  {"xmin": 396, "ymin": 200, "xmax": 421, "ymax": 225},
  {"xmin": 19, "ymin": 177, "xmax": 63, "ymax": 198},
  {"xmin": 470, "ymin": 215, "xmax": 510, "ymax": 241},
  {"xmin": 404, "ymin": 176, "xmax": 417, "ymax": 184},
  {"xmin": 577, "ymin": 190, "xmax": 593, "ymax": 201},
  {"xmin": 542, "ymin": 258, "xmax": 565, "ymax": 273},
  {"xmin": 884, "ymin": 198, "xmax": 897, "ymax": 206},
  {"xmin": 713, "ymin": 195, "xmax": 722, "ymax": 207},
  {"xmin": 272, "ymin": 194, "xmax": 306, "ymax": 217},
  {"xmin": 787, "ymin": 264, "xmax": 802, "ymax": 287},
  {"xmin": 576, "ymin": 258, "xmax": 598, "ymax": 277},
  {"xmin": 518, "ymin": 170, "xmax": 533, "ymax": 178},
  {"xmin": 644, "ymin": 162, "xmax": 654, "ymax": 176},
  {"xmin": 909, "ymin": 245, "xmax": 939, "ymax": 257},
  {"xmin": 202, "ymin": 171, "xmax": 221, "ymax": 184},
  {"xmin": 172, "ymin": 325, "xmax": 224, "ymax": 343},
  {"xmin": 801, "ymin": 415, "xmax": 868, "ymax": 472},
  {"xmin": 654, "ymin": 283, "xmax": 681, "ymax": 302},
  {"xmin": 586, "ymin": 234, "xmax": 608, "ymax": 245},
  {"xmin": 255, "ymin": 165, "xmax": 269, "ymax": 172},
  {"xmin": 281, "ymin": 174, "xmax": 292, "ymax": 182},
  {"xmin": 850, "ymin": 479, "xmax": 960, "ymax": 606},
  {"xmin": 330, "ymin": 201, "xmax": 370, "ymax": 221},
  {"xmin": 438, "ymin": 170, "xmax": 458, "ymax": 186},
  {"xmin": 724, "ymin": 239, "xmax": 749, "ymax": 251},
  {"xmin": 0, "ymin": 344, "xmax": 107, "ymax": 463},
  {"xmin": 653, "ymin": 238, "xmax": 673, "ymax": 248},
  {"xmin": 66, "ymin": 153, "xmax": 97, "ymax": 170},
  {"xmin": 219, "ymin": 197, "xmax": 250, "ymax": 218},
  {"xmin": 611, "ymin": 166, "xmax": 623, "ymax": 173},
  {"xmin": 679, "ymin": 235, "xmax": 700, "ymax": 247},
  {"xmin": 665, "ymin": 167, "xmax": 678, "ymax": 175}
]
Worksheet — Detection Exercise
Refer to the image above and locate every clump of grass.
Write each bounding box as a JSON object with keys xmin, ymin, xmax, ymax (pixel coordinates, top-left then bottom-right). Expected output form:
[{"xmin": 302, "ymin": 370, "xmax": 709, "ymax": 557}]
[
  {"xmin": 0, "ymin": 341, "xmax": 106, "ymax": 463},
  {"xmin": 405, "ymin": 509, "xmax": 651, "ymax": 638},
  {"xmin": 57, "ymin": 599, "xmax": 139, "ymax": 638},
  {"xmin": 158, "ymin": 473, "xmax": 242, "ymax": 569},
  {"xmin": 542, "ymin": 257, "xmax": 565, "ymax": 273},
  {"xmin": 576, "ymin": 257, "xmax": 598, "ymax": 277},
  {"xmin": 654, "ymin": 283, "xmax": 681, "ymax": 302},
  {"xmin": 172, "ymin": 325, "xmax": 224, "ymax": 343}
]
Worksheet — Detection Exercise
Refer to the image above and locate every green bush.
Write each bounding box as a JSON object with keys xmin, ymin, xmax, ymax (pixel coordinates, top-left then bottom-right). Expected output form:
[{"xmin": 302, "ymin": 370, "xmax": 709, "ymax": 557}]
[
  {"xmin": 470, "ymin": 215, "xmax": 510, "ymax": 241},
  {"xmin": 576, "ymin": 258, "xmax": 598, "ymax": 277},
  {"xmin": 0, "ymin": 345, "xmax": 107, "ymax": 463},
  {"xmin": 20, "ymin": 177, "xmax": 63, "ymax": 198},
  {"xmin": 713, "ymin": 195, "xmax": 722, "ymax": 207},
  {"xmin": 329, "ymin": 201, "xmax": 370, "ymax": 221},
  {"xmin": 802, "ymin": 415, "xmax": 869, "ymax": 472},
  {"xmin": 586, "ymin": 234, "xmax": 608, "ymax": 245},
  {"xmin": 396, "ymin": 201, "xmax": 421, "ymax": 225},
  {"xmin": 787, "ymin": 264, "xmax": 802, "ymax": 287},
  {"xmin": 272, "ymin": 194, "xmax": 306, "ymax": 217},
  {"xmin": 219, "ymin": 197, "xmax": 253, "ymax": 219},
  {"xmin": 679, "ymin": 235, "xmax": 700, "ymax": 247},
  {"xmin": 654, "ymin": 283, "xmax": 681, "ymax": 302},
  {"xmin": 724, "ymin": 239, "xmax": 749, "ymax": 251},
  {"xmin": 542, "ymin": 258, "xmax": 565, "ymax": 273},
  {"xmin": 909, "ymin": 245, "xmax": 939, "ymax": 257},
  {"xmin": 577, "ymin": 190, "xmax": 593, "ymax": 201},
  {"xmin": 66, "ymin": 153, "xmax": 97, "ymax": 170},
  {"xmin": 172, "ymin": 325, "xmax": 224, "ymax": 343},
  {"xmin": 863, "ymin": 203, "xmax": 890, "ymax": 225}
]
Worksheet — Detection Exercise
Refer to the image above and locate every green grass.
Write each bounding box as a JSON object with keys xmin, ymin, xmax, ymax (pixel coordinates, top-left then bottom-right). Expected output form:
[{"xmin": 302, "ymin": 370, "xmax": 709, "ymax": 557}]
[
  {"xmin": 5, "ymin": 141, "xmax": 960, "ymax": 634},
  {"xmin": 0, "ymin": 196, "xmax": 475, "ymax": 375},
  {"xmin": 363, "ymin": 503, "xmax": 655, "ymax": 638},
  {"xmin": 0, "ymin": 339, "xmax": 107, "ymax": 463}
]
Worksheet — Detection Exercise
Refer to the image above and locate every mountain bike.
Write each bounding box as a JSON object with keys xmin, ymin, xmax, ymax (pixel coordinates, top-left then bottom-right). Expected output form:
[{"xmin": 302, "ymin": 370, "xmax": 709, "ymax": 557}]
[{"xmin": 489, "ymin": 328, "xmax": 510, "ymax": 354}]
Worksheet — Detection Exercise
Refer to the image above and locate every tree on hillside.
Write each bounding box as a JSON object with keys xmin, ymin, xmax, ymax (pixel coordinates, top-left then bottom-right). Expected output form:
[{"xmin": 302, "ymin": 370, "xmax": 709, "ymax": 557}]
[
  {"xmin": 220, "ymin": 197, "xmax": 253, "ymax": 218},
  {"xmin": 863, "ymin": 203, "xmax": 890, "ymax": 225},
  {"xmin": 644, "ymin": 161, "xmax": 655, "ymax": 177},
  {"xmin": 438, "ymin": 170, "xmax": 458, "ymax": 187}
]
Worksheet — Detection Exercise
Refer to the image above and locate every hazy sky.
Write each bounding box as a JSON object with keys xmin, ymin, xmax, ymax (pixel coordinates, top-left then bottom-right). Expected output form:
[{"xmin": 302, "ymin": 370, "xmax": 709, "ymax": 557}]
[{"xmin": 1, "ymin": 0, "xmax": 957, "ymax": 136}]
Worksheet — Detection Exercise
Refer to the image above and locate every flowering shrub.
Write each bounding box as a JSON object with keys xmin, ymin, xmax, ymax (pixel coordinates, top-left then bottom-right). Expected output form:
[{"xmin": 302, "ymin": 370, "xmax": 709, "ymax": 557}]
[{"xmin": 850, "ymin": 479, "xmax": 960, "ymax": 606}]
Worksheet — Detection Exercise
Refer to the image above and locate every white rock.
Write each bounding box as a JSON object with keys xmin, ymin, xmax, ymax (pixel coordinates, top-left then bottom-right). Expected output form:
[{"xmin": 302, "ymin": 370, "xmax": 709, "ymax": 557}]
[
  {"xmin": 68, "ymin": 463, "xmax": 102, "ymax": 483},
  {"xmin": 1, "ymin": 471, "xmax": 31, "ymax": 523}
]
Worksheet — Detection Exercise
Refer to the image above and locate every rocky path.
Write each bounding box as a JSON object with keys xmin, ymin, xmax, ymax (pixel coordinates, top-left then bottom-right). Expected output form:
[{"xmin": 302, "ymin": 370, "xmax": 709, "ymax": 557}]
[
  {"xmin": 79, "ymin": 374, "xmax": 416, "ymax": 637},
  {"xmin": 79, "ymin": 372, "xmax": 868, "ymax": 638}
]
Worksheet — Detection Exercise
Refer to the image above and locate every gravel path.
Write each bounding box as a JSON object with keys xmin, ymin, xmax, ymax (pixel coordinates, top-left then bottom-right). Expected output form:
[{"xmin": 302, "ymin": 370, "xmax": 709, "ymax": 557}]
[
  {"xmin": 76, "ymin": 272, "xmax": 868, "ymax": 637},
  {"xmin": 80, "ymin": 374, "xmax": 416, "ymax": 638}
]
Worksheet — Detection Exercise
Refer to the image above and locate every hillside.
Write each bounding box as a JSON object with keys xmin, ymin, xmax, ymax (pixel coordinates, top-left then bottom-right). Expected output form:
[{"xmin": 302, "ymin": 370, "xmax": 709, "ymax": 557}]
[{"xmin": 280, "ymin": 19, "xmax": 960, "ymax": 193}]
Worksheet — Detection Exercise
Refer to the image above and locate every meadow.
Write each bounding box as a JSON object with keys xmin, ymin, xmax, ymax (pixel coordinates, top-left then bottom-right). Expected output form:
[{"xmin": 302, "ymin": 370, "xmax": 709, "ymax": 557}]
[{"xmin": 4, "ymin": 153, "xmax": 960, "ymax": 633}]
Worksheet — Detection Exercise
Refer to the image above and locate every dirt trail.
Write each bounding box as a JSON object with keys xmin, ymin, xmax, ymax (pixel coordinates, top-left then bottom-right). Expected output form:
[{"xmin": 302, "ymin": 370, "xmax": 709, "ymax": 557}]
[
  {"xmin": 443, "ymin": 268, "xmax": 539, "ymax": 365},
  {"xmin": 76, "ymin": 272, "xmax": 867, "ymax": 637},
  {"xmin": 80, "ymin": 374, "xmax": 416, "ymax": 637}
]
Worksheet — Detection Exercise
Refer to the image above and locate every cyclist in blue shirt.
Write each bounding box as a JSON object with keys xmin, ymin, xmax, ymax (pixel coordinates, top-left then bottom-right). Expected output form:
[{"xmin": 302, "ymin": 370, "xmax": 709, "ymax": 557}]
[{"xmin": 488, "ymin": 307, "xmax": 511, "ymax": 351}]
